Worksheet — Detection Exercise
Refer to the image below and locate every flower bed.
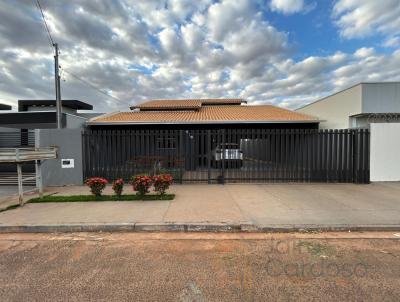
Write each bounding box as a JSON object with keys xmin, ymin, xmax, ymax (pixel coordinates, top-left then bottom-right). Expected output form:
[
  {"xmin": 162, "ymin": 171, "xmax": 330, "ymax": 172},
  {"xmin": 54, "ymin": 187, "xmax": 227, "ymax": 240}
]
[{"xmin": 24, "ymin": 174, "xmax": 176, "ymax": 204}]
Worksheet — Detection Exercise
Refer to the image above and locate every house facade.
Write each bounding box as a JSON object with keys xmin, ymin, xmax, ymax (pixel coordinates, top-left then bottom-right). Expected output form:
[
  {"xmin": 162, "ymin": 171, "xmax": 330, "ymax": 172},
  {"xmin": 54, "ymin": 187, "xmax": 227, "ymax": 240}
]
[
  {"xmin": 81, "ymin": 99, "xmax": 368, "ymax": 184},
  {"xmin": 1, "ymin": 98, "xmax": 371, "ymax": 185}
]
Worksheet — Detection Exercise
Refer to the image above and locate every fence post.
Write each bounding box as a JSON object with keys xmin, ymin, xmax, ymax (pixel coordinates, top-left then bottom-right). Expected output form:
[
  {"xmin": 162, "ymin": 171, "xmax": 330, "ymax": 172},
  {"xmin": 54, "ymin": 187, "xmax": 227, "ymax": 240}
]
[
  {"xmin": 221, "ymin": 129, "xmax": 225, "ymax": 184},
  {"xmin": 36, "ymin": 160, "xmax": 43, "ymax": 198},
  {"xmin": 179, "ymin": 130, "xmax": 184, "ymax": 184},
  {"xmin": 207, "ymin": 130, "xmax": 211, "ymax": 184},
  {"xmin": 365, "ymin": 129, "xmax": 370, "ymax": 184},
  {"xmin": 17, "ymin": 162, "xmax": 23, "ymax": 205},
  {"xmin": 352, "ymin": 129, "xmax": 359, "ymax": 183}
]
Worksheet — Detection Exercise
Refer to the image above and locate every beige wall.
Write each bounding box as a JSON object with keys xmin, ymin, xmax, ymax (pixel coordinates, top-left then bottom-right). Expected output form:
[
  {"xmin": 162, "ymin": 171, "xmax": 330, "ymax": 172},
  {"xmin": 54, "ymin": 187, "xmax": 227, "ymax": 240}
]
[{"xmin": 297, "ymin": 85, "xmax": 362, "ymax": 129}]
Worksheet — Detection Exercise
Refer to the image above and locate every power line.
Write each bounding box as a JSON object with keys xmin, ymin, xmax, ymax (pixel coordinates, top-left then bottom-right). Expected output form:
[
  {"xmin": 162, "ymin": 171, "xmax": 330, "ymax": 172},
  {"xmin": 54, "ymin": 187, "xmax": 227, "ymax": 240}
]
[
  {"xmin": 35, "ymin": 0, "xmax": 54, "ymax": 47},
  {"xmin": 63, "ymin": 69, "xmax": 124, "ymax": 104},
  {"xmin": 34, "ymin": 0, "xmax": 63, "ymax": 128},
  {"xmin": 33, "ymin": 0, "xmax": 124, "ymax": 105}
]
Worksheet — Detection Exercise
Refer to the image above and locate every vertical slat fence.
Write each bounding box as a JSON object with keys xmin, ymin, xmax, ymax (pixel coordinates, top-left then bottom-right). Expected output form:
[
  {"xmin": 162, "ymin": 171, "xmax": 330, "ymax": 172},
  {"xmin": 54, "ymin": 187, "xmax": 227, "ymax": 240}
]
[{"xmin": 82, "ymin": 128, "xmax": 370, "ymax": 184}]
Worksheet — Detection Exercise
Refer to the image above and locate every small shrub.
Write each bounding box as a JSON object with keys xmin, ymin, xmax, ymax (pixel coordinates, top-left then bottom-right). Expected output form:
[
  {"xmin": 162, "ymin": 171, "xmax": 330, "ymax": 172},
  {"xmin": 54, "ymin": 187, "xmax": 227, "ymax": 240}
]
[
  {"xmin": 112, "ymin": 178, "xmax": 124, "ymax": 197},
  {"xmin": 85, "ymin": 177, "xmax": 108, "ymax": 197},
  {"xmin": 131, "ymin": 175, "xmax": 152, "ymax": 196},
  {"xmin": 153, "ymin": 174, "xmax": 173, "ymax": 195}
]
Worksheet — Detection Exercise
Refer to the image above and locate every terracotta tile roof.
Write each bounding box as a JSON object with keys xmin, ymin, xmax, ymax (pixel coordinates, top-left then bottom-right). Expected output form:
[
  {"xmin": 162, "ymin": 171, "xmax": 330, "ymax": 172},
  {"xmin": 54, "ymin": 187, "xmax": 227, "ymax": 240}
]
[
  {"xmin": 90, "ymin": 105, "xmax": 318, "ymax": 124},
  {"xmin": 130, "ymin": 98, "xmax": 245, "ymax": 110}
]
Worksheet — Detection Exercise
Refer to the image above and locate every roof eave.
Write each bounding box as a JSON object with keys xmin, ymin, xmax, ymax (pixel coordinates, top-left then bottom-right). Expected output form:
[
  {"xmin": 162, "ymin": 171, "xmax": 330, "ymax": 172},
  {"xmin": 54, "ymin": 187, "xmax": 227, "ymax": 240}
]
[
  {"xmin": 18, "ymin": 100, "xmax": 93, "ymax": 110},
  {"xmin": 0, "ymin": 104, "xmax": 12, "ymax": 110}
]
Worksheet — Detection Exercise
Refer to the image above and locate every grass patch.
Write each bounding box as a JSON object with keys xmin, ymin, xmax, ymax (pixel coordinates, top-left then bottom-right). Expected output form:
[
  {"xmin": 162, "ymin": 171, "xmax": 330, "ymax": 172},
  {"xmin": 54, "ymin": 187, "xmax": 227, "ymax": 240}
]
[
  {"xmin": 0, "ymin": 194, "xmax": 174, "ymax": 213},
  {"xmin": 28, "ymin": 194, "xmax": 175, "ymax": 203},
  {"xmin": 0, "ymin": 204, "xmax": 20, "ymax": 213}
]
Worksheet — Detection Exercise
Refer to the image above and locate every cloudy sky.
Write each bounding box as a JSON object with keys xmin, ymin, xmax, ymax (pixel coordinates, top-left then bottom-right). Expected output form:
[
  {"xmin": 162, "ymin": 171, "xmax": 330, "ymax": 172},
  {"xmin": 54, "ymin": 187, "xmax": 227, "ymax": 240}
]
[{"xmin": 0, "ymin": 0, "xmax": 399, "ymax": 112}]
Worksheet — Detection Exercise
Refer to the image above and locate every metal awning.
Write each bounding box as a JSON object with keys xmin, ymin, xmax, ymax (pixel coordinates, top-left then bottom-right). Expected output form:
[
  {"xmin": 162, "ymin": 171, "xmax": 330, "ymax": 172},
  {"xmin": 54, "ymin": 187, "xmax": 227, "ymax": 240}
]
[
  {"xmin": 0, "ymin": 147, "xmax": 57, "ymax": 163},
  {"xmin": 0, "ymin": 147, "xmax": 58, "ymax": 205}
]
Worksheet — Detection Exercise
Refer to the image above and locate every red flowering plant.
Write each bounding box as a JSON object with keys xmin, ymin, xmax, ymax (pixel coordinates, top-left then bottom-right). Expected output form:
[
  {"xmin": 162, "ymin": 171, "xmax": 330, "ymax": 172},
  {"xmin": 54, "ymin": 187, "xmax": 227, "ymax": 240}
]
[
  {"xmin": 112, "ymin": 178, "xmax": 124, "ymax": 197},
  {"xmin": 131, "ymin": 175, "xmax": 153, "ymax": 196},
  {"xmin": 85, "ymin": 177, "xmax": 108, "ymax": 197},
  {"xmin": 152, "ymin": 174, "xmax": 173, "ymax": 195}
]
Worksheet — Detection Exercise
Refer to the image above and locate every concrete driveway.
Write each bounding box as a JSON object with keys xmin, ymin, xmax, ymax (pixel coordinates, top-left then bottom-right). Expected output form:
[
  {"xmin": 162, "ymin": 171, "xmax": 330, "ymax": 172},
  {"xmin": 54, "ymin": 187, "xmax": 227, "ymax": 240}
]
[{"xmin": 0, "ymin": 182, "xmax": 400, "ymax": 230}]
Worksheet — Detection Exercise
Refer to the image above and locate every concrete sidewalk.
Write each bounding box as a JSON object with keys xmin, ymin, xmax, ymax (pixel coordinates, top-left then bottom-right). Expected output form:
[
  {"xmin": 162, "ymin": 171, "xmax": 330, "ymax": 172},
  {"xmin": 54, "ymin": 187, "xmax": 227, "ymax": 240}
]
[
  {"xmin": 0, "ymin": 183, "xmax": 400, "ymax": 232},
  {"xmin": 0, "ymin": 185, "xmax": 36, "ymax": 209}
]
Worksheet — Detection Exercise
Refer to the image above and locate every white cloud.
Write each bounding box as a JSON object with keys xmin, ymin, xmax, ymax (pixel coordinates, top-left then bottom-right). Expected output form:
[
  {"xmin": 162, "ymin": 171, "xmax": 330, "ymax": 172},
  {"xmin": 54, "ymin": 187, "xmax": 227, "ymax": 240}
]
[
  {"xmin": 333, "ymin": 0, "xmax": 400, "ymax": 39},
  {"xmin": 269, "ymin": 0, "xmax": 315, "ymax": 15},
  {"xmin": 223, "ymin": 20, "xmax": 288, "ymax": 64},
  {"xmin": 331, "ymin": 48, "xmax": 400, "ymax": 88},
  {"xmin": 0, "ymin": 0, "xmax": 399, "ymax": 113},
  {"xmin": 270, "ymin": 0, "xmax": 304, "ymax": 14},
  {"xmin": 181, "ymin": 23, "xmax": 204, "ymax": 50},
  {"xmin": 354, "ymin": 47, "xmax": 375, "ymax": 58},
  {"xmin": 384, "ymin": 36, "xmax": 400, "ymax": 48},
  {"xmin": 207, "ymin": 0, "xmax": 255, "ymax": 41}
]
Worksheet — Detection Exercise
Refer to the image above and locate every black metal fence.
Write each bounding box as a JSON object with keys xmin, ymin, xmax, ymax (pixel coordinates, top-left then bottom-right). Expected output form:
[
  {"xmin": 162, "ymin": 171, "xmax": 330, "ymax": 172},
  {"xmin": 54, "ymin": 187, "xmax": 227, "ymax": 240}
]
[{"xmin": 82, "ymin": 128, "xmax": 369, "ymax": 184}]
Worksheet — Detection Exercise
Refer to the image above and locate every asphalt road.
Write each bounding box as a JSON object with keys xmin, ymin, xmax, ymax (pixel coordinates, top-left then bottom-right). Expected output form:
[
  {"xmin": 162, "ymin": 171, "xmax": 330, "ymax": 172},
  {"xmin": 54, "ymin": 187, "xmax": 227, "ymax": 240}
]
[{"xmin": 0, "ymin": 232, "xmax": 399, "ymax": 301}]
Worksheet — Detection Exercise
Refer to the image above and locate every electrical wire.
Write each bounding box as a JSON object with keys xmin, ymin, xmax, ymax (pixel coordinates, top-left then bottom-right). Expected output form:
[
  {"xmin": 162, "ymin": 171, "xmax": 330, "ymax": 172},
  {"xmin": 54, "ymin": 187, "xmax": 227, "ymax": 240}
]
[
  {"xmin": 35, "ymin": 0, "xmax": 54, "ymax": 47},
  {"xmin": 63, "ymin": 69, "xmax": 124, "ymax": 104},
  {"xmin": 34, "ymin": 0, "xmax": 125, "ymax": 105}
]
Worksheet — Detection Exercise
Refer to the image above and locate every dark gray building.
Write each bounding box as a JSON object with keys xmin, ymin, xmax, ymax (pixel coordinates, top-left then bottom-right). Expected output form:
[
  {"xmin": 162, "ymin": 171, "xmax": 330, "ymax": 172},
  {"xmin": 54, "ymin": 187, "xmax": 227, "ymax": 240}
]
[
  {"xmin": 0, "ymin": 100, "xmax": 97, "ymax": 129},
  {"xmin": 0, "ymin": 100, "xmax": 101, "ymax": 185}
]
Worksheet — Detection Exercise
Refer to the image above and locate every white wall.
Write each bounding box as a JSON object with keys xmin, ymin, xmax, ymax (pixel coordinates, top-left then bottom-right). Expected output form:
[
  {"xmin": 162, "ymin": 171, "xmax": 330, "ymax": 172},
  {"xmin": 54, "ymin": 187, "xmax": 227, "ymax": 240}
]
[
  {"xmin": 65, "ymin": 113, "xmax": 87, "ymax": 129},
  {"xmin": 370, "ymin": 123, "xmax": 400, "ymax": 181},
  {"xmin": 297, "ymin": 84, "xmax": 362, "ymax": 129}
]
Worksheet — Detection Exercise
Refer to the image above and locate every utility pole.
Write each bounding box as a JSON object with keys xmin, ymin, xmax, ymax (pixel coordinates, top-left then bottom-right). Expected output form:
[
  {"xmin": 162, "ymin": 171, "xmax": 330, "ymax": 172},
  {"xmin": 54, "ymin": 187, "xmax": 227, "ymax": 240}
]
[{"xmin": 53, "ymin": 43, "xmax": 62, "ymax": 129}]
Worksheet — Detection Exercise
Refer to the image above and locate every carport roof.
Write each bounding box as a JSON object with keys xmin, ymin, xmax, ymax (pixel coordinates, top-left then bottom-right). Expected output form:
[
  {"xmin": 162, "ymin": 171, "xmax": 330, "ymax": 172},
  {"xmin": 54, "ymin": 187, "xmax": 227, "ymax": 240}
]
[
  {"xmin": 0, "ymin": 103, "xmax": 11, "ymax": 110},
  {"xmin": 18, "ymin": 100, "xmax": 93, "ymax": 111}
]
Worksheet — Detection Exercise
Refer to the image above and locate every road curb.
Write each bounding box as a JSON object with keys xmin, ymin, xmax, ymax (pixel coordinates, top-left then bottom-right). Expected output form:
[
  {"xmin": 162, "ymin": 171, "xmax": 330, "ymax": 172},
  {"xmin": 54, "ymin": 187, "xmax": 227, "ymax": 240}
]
[
  {"xmin": 1, "ymin": 223, "xmax": 400, "ymax": 233},
  {"xmin": 254, "ymin": 224, "xmax": 400, "ymax": 232}
]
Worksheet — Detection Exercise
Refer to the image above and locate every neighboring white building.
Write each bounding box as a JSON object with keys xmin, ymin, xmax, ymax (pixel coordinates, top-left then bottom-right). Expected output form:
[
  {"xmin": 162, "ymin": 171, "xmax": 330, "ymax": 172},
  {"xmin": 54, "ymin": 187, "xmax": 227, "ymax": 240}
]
[
  {"xmin": 297, "ymin": 82, "xmax": 400, "ymax": 181},
  {"xmin": 297, "ymin": 82, "xmax": 400, "ymax": 129}
]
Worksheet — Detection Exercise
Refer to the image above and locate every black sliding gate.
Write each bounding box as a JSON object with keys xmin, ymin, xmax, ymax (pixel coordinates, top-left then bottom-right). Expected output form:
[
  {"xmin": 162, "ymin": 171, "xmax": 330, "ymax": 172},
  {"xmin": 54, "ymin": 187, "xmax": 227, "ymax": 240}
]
[{"xmin": 83, "ymin": 129, "xmax": 369, "ymax": 184}]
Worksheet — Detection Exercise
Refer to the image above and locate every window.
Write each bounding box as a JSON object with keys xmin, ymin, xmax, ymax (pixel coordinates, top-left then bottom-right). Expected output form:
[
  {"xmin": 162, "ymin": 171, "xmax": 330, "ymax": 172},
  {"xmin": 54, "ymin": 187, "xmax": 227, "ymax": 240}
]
[{"xmin": 156, "ymin": 137, "xmax": 176, "ymax": 150}]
